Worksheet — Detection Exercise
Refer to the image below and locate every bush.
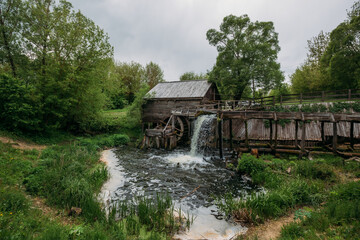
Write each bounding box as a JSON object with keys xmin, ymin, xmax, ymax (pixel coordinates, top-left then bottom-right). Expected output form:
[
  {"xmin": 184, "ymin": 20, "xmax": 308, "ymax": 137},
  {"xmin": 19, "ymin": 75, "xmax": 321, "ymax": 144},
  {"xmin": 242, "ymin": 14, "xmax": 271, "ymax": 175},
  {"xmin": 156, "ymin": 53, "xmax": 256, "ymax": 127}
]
[
  {"xmin": 0, "ymin": 73, "xmax": 42, "ymax": 132},
  {"xmin": 280, "ymin": 222, "xmax": 305, "ymax": 239},
  {"xmin": 237, "ymin": 154, "xmax": 265, "ymax": 176}
]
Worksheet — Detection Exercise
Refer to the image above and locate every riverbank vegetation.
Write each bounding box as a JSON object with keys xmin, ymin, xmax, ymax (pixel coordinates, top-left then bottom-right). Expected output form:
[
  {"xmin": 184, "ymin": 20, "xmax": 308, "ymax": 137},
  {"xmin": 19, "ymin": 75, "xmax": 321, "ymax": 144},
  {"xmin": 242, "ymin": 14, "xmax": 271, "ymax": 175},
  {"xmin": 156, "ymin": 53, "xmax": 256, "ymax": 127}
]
[
  {"xmin": 0, "ymin": 134, "xmax": 187, "ymax": 239},
  {"xmin": 218, "ymin": 153, "xmax": 360, "ymax": 239}
]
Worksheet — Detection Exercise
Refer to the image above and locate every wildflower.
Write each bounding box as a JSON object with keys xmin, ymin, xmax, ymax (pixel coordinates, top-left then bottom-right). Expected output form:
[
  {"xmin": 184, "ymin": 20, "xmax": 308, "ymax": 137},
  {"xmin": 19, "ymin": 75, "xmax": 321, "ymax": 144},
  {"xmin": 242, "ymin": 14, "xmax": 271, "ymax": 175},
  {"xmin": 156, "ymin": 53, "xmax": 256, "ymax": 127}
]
[{"xmin": 10, "ymin": 212, "xmax": 12, "ymax": 215}]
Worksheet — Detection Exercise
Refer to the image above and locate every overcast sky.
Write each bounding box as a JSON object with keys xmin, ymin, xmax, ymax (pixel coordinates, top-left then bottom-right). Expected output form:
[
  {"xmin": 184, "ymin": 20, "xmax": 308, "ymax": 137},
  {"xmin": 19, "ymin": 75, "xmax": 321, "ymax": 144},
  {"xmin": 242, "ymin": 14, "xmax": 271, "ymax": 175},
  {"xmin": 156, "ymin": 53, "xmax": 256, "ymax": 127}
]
[{"xmin": 68, "ymin": 0, "xmax": 354, "ymax": 82}]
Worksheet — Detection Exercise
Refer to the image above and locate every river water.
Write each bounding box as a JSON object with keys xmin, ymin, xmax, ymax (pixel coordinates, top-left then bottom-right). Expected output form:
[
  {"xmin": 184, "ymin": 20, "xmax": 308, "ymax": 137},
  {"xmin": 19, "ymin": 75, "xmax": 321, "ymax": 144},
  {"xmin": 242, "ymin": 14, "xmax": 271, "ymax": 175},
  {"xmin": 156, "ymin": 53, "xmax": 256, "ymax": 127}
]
[{"xmin": 100, "ymin": 115, "xmax": 253, "ymax": 239}]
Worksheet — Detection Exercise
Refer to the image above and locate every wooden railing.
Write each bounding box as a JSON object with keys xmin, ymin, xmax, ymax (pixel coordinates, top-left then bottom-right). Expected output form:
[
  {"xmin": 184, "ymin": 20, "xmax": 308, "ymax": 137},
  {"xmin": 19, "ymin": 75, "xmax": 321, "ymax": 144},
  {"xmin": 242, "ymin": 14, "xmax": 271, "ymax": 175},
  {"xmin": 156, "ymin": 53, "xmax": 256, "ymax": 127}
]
[{"xmin": 213, "ymin": 89, "xmax": 360, "ymax": 110}]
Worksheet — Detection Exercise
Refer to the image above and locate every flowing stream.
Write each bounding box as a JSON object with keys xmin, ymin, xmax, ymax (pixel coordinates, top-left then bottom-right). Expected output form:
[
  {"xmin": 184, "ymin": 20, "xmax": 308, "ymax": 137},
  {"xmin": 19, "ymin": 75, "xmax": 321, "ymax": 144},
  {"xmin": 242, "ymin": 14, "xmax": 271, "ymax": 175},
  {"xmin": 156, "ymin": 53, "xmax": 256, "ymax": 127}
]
[{"xmin": 100, "ymin": 115, "xmax": 253, "ymax": 239}]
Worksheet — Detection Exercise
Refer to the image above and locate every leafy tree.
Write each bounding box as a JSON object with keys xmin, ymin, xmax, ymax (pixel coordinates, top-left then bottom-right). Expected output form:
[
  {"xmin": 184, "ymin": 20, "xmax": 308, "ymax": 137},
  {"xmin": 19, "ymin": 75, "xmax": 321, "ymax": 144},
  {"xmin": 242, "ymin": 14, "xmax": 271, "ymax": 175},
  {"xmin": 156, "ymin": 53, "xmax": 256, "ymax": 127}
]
[
  {"xmin": 290, "ymin": 31, "xmax": 330, "ymax": 94},
  {"xmin": 114, "ymin": 61, "xmax": 145, "ymax": 104},
  {"xmin": 179, "ymin": 71, "xmax": 208, "ymax": 81},
  {"xmin": 145, "ymin": 61, "xmax": 164, "ymax": 89},
  {"xmin": 0, "ymin": 0, "xmax": 113, "ymax": 132},
  {"xmin": 321, "ymin": 3, "xmax": 360, "ymax": 90},
  {"xmin": 206, "ymin": 14, "xmax": 283, "ymax": 100},
  {"xmin": 0, "ymin": 73, "xmax": 42, "ymax": 132}
]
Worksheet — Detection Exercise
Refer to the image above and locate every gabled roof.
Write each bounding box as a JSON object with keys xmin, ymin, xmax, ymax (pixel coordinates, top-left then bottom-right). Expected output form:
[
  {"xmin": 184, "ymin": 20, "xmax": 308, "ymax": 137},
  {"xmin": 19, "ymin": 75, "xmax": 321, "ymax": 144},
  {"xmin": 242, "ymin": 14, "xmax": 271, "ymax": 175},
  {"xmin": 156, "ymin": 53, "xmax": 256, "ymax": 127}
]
[{"xmin": 145, "ymin": 80, "xmax": 212, "ymax": 99}]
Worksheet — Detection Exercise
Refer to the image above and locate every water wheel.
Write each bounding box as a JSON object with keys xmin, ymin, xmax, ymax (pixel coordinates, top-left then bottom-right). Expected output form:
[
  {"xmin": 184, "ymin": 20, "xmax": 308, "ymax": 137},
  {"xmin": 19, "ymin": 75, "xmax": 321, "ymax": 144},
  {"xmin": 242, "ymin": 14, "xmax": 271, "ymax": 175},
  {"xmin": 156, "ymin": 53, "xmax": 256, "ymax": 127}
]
[{"xmin": 160, "ymin": 116, "xmax": 187, "ymax": 141}]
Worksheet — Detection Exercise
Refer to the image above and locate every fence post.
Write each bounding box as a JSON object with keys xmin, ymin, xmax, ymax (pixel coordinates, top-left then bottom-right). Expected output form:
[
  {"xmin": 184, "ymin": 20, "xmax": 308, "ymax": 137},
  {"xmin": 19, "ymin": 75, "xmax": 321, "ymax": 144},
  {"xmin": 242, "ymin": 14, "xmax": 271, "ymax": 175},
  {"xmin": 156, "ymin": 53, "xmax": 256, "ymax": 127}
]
[
  {"xmin": 280, "ymin": 95, "xmax": 283, "ymax": 105},
  {"xmin": 300, "ymin": 93, "xmax": 303, "ymax": 104},
  {"xmin": 322, "ymin": 91, "xmax": 325, "ymax": 102},
  {"xmin": 272, "ymin": 96, "xmax": 275, "ymax": 106},
  {"xmin": 348, "ymin": 89, "xmax": 351, "ymax": 101}
]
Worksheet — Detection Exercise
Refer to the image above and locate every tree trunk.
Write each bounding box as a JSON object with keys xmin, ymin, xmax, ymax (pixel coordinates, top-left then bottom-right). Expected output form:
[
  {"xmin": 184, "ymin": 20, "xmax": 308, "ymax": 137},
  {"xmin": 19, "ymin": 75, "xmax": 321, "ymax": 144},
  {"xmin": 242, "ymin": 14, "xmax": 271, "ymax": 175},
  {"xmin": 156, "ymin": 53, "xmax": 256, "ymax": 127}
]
[{"xmin": 0, "ymin": 10, "xmax": 16, "ymax": 77}]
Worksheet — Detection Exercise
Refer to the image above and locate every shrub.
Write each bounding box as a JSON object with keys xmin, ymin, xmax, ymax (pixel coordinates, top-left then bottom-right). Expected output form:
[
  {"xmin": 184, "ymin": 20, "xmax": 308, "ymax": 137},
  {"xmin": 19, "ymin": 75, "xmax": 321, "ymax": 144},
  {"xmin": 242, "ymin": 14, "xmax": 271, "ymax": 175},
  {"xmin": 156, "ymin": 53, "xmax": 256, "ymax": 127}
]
[
  {"xmin": 237, "ymin": 154, "xmax": 265, "ymax": 176},
  {"xmin": 280, "ymin": 222, "xmax": 305, "ymax": 239}
]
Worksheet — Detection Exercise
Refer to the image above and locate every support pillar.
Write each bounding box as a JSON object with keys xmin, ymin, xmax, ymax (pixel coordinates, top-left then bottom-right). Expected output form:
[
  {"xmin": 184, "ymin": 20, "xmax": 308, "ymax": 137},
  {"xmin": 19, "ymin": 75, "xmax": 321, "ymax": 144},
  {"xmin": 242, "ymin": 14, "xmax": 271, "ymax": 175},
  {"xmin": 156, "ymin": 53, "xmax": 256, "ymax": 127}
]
[
  {"xmin": 269, "ymin": 120, "xmax": 273, "ymax": 146},
  {"xmin": 300, "ymin": 121, "xmax": 306, "ymax": 157},
  {"xmin": 295, "ymin": 120, "xmax": 298, "ymax": 147},
  {"xmin": 274, "ymin": 120, "xmax": 278, "ymax": 151},
  {"xmin": 218, "ymin": 118, "xmax": 223, "ymax": 159},
  {"xmin": 333, "ymin": 122, "xmax": 337, "ymax": 153},
  {"xmin": 350, "ymin": 121, "xmax": 354, "ymax": 149},
  {"xmin": 229, "ymin": 119, "xmax": 233, "ymax": 150},
  {"xmin": 245, "ymin": 120, "xmax": 249, "ymax": 149},
  {"xmin": 321, "ymin": 121, "xmax": 325, "ymax": 146}
]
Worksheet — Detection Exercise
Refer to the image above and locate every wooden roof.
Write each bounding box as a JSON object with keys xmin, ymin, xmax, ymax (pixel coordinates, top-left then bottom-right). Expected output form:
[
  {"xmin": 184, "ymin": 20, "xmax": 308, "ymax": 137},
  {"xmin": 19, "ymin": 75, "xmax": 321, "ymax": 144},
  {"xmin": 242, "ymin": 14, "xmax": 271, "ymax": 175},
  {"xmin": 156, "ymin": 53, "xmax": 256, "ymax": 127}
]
[{"xmin": 145, "ymin": 80, "xmax": 212, "ymax": 99}]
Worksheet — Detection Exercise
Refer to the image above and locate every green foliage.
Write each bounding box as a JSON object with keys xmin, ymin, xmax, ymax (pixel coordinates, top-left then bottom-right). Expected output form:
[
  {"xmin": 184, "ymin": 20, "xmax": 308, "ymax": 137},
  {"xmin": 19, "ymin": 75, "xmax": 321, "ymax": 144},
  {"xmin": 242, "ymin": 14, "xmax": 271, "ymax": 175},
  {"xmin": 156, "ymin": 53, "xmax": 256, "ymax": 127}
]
[
  {"xmin": 295, "ymin": 161, "xmax": 336, "ymax": 181},
  {"xmin": 145, "ymin": 62, "xmax": 164, "ymax": 89},
  {"xmin": 0, "ymin": 74, "xmax": 42, "ymax": 132},
  {"xmin": 280, "ymin": 182, "xmax": 360, "ymax": 240},
  {"xmin": 0, "ymin": 189, "xmax": 29, "ymax": 213},
  {"xmin": 179, "ymin": 71, "xmax": 208, "ymax": 81},
  {"xmin": 207, "ymin": 14, "xmax": 283, "ymax": 100},
  {"xmin": 237, "ymin": 154, "xmax": 265, "ymax": 176},
  {"xmin": 280, "ymin": 222, "xmax": 305, "ymax": 239},
  {"xmin": 290, "ymin": 2, "xmax": 360, "ymax": 93},
  {"xmin": 0, "ymin": 0, "xmax": 115, "ymax": 133}
]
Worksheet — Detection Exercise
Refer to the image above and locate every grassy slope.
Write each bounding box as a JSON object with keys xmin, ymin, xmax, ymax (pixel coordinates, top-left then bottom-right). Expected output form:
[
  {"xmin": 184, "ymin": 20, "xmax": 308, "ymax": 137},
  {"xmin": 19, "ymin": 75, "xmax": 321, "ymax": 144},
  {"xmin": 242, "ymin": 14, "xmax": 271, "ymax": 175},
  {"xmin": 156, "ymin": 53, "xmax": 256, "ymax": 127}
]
[
  {"xmin": 0, "ymin": 129, "xmax": 182, "ymax": 239},
  {"xmin": 222, "ymin": 154, "xmax": 360, "ymax": 240}
]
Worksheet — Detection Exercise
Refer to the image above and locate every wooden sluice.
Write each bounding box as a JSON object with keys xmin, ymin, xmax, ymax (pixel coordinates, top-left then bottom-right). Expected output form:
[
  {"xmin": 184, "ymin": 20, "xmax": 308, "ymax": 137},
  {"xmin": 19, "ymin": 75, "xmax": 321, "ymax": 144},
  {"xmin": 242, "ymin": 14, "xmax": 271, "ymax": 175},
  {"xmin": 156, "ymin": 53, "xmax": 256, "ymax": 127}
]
[
  {"xmin": 218, "ymin": 111, "xmax": 360, "ymax": 158},
  {"xmin": 141, "ymin": 98, "xmax": 360, "ymax": 158}
]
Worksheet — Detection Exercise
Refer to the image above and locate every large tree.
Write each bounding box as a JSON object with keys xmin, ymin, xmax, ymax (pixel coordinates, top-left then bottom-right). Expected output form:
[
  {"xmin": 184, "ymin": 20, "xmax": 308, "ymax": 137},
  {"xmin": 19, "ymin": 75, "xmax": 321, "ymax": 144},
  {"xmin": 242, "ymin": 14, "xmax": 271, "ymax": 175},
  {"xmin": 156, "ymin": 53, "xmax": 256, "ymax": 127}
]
[
  {"xmin": 321, "ymin": 3, "xmax": 360, "ymax": 90},
  {"xmin": 0, "ymin": 0, "xmax": 114, "ymax": 132},
  {"xmin": 291, "ymin": 31, "xmax": 330, "ymax": 93},
  {"xmin": 207, "ymin": 14, "xmax": 283, "ymax": 99},
  {"xmin": 144, "ymin": 61, "xmax": 164, "ymax": 89}
]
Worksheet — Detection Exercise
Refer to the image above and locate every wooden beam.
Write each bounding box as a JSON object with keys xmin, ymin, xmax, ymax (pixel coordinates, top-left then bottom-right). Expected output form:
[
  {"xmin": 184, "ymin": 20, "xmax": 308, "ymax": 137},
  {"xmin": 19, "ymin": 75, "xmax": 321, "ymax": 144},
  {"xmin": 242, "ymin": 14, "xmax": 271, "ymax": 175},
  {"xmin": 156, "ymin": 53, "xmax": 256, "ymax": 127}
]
[
  {"xmin": 295, "ymin": 120, "xmax": 298, "ymax": 147},
  {"xmin": 333, "ymin": 122, "xmax": 337, "ymax": 153}
]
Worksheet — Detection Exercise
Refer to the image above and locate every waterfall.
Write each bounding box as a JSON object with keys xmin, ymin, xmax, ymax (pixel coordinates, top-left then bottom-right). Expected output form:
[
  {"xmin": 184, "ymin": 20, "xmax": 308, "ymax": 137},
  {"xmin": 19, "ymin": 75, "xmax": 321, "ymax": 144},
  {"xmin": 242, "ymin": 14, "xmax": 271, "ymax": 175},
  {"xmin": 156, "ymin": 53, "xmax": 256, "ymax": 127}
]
[{"xmin": 190, "ymin": 114, "xmax": 215, "ymax": 156}]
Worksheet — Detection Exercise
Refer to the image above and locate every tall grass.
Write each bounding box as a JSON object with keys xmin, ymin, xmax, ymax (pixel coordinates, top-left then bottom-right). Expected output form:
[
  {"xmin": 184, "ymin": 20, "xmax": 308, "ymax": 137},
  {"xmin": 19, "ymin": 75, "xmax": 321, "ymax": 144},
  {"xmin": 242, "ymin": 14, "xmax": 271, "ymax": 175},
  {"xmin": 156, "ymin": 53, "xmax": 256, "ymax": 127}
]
[
  {"xmin": 280, "ymin": 181, "xmax": 360, "ymax": 240},
  {"xmin": 23, "ymin": 134, "xmax": 130, "ymax": 222}
]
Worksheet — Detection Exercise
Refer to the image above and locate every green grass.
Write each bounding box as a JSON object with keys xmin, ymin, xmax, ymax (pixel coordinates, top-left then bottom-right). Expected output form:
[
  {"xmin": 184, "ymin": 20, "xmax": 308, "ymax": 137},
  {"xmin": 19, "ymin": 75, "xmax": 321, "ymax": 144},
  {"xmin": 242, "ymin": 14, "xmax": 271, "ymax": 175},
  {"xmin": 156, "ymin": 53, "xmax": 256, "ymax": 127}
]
[
  {"xmin": 279, "ymin": 181, "xmax": 360, "ymax": 240},
  {"xmin": 0, "ymin": 133, "xmax": 184, "ymax": 239},
  {"xmin": 217, "ymin": 153, "xmax": 359, "ymax": 231}
]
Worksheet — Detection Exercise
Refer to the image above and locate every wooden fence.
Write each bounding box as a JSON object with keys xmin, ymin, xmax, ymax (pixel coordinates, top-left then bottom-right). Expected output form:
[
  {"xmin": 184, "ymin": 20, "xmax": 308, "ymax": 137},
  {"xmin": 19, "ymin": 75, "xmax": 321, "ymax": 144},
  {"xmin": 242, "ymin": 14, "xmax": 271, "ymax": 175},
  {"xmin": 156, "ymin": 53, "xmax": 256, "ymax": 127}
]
[{"xmin": 211, "ymin": 89, "xmax": 360, "ymax": 110}]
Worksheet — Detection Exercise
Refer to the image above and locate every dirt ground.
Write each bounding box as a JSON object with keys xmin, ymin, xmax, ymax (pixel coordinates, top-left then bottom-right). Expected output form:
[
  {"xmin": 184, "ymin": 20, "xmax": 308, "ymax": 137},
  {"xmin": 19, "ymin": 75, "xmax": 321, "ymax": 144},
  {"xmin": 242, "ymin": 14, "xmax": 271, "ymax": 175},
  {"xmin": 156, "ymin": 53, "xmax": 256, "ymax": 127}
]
[
  {"xmin": 0, "ymin": 136, "xmax": 46, "ymax": 150},
  {"xmin": 237, "ymin": 213, "xmax": 296, "ymax": 240}
]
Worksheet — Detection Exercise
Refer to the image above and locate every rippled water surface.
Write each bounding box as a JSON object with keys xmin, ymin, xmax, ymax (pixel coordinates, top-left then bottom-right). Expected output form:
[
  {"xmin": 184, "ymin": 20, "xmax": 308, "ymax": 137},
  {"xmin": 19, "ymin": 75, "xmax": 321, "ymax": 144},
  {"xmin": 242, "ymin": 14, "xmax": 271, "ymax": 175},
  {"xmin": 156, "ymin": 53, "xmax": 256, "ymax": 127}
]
[{"xmin": 100, "ymin": 146, "xmax": 256, "ymax": 239}]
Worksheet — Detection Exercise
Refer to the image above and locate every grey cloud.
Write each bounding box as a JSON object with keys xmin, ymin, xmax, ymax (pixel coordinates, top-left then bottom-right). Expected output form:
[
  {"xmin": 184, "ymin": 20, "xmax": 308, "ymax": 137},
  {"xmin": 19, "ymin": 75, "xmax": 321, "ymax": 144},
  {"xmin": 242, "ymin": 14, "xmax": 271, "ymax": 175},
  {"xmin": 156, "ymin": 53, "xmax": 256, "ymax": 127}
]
[{"xmin": 68, "ymin": 0, "xmax": 354, "ymax": 82}]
